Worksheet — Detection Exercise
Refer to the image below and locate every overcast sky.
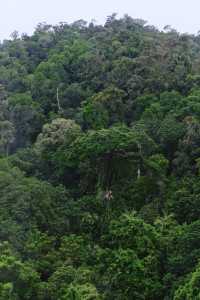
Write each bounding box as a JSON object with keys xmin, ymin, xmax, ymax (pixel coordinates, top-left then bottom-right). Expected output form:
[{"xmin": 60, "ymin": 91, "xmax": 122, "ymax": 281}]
[{"xmin": 0, "ymin": 0, "xmax": 200, "ymax": 40}]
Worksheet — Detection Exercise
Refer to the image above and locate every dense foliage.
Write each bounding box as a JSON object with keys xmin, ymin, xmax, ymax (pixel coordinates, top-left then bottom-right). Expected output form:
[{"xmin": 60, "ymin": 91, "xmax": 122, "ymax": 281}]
[{"xmin": 1, "ymin": 14, "xmax": 200, "ymax": 298}]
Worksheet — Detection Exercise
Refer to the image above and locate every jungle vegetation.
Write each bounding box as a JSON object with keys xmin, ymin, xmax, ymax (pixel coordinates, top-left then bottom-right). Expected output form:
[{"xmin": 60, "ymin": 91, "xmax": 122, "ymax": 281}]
[{"xmin": 0, "ymin": 14, "xmax": 200, "ymax": 299}]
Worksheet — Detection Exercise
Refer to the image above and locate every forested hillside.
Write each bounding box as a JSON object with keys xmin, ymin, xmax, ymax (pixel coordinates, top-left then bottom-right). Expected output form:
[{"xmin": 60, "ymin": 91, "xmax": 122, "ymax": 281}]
[{"xmin": 1, "ymin": 14, "xmax": 200, "ymax": 299}]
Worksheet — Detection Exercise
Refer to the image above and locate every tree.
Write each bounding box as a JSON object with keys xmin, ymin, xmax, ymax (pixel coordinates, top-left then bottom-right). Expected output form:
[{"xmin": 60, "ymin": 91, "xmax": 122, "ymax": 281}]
[
  {"xmin": 0, "ymin": 120, "xmax": 15, "ymax": 156},
  {"xmin": 8, "ymin": 92, "xmax": 44, "ymax": 150},
  {"xmin": 64, "ymin": 125, "xmax": 156, "ymax": 195},
  {"xmin": 35, "ymin": 118, "xmax": 81, "ymax": 154},
  {"xmin": 174, "ymin": 263, "xmax": 200, "ymax": 299},
  {"xmin": 83, "ymin": 87, "xmax": 126, "ymax": 129},
  {"xmin": 35, "ymin": 118, "xmax": 81, "ymax": 182},
  {"xmin": 62, "ymin": 283, "xmax": 101, "ymax": 300},
  {"xmin": 96, "ymin": 213, "xmax": 162, "ymax": 299},
  {"xmin": 0, "ymin": 242, "xmax": 41, "ymax": 299}
]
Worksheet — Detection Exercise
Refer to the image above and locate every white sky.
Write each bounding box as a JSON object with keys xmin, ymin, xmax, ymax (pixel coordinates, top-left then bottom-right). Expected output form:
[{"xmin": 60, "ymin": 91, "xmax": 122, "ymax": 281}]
[{"xmin": 0, "ymin": 0, "xmax": 200, "ymax": 40}]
